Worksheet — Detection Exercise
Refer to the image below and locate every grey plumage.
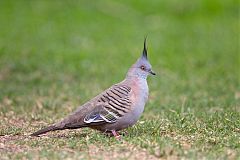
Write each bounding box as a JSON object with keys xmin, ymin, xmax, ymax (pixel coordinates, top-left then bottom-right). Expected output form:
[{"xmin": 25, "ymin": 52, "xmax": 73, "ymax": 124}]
[{"xmin": 31, "ymin": 39, "xmax": 155, "ymax": 138}]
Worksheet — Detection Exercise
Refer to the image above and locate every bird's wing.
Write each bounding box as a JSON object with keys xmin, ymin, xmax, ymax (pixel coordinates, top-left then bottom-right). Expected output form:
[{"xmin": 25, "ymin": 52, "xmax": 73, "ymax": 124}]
[
  {"xmin": 53, "ymin": 84, "xmax": 132, "ymax": 130},
  {"xmin": 83, "ymin": 84, "xmax": 132, "ymax": 124}
]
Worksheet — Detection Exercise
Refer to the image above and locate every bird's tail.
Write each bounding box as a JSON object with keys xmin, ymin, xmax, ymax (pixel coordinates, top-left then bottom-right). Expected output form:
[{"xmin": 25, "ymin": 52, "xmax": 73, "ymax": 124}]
[{"xmin": 30, "ymin": 125, "xmax": 59, "ymax": 136}]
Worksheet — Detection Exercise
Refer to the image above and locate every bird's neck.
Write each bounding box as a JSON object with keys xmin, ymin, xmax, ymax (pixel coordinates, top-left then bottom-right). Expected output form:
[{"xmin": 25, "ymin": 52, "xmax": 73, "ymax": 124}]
[
  {"xmin": 124, "ymin": 75, "xmax": 148, "ymax": 89},
  {"xmin": 124, "ymin": 74, "xmax": 149, "ymax": 104},
  {"xmin": 126, "ymin": 74, "xmax": 147, "ymax": 80},
  {"xmin": 126, "ymin": 68, "xmax": 148, "ymax": 80}
]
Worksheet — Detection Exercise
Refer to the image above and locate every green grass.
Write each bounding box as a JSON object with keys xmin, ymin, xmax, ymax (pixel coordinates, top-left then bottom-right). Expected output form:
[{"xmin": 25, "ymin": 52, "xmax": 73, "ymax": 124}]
[{"xmin": 0, "ymin": 0, "xmax": 239, "ymax": 159}]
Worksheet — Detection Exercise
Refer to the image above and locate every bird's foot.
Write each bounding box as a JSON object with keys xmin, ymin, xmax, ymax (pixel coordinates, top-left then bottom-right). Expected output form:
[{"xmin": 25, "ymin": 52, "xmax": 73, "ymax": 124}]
[{"xmin": 111, "ymin": 130, "xmax": 121, "ymax": 141}]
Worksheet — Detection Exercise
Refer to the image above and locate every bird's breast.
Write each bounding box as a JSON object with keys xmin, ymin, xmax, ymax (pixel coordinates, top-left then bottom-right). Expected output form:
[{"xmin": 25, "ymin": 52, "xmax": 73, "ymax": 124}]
[
  {"xmin": 129, "ymin": 79, "xmax": 149, "ymax": 120},
  {"xmin": 133, "ymin": 79, "xmax": 149, "ymax": 104}
]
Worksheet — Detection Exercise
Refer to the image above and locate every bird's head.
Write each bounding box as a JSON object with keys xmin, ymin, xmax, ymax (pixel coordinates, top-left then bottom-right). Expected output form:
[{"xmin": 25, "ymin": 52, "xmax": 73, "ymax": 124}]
[{"xmin": 126, "ymin": 38, "xmax": 156, "ymax": 79}]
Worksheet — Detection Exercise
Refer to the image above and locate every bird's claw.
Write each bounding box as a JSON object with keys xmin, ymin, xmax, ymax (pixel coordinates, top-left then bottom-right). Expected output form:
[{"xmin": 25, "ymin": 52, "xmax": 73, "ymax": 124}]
[{"xmin": 111, "ymin": 130, "xmax": 121, "ymax": 141}]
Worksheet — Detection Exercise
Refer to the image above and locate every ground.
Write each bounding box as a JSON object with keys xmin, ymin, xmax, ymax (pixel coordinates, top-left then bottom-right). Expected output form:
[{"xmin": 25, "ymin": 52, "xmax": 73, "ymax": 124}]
[{"xmin": 0, "ymin": 0, "xmax": 239, "ymax": 159}]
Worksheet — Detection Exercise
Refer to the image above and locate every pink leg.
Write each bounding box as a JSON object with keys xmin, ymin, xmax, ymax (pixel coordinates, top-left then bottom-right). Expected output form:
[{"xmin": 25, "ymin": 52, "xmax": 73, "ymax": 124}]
[{"xmin": 111, "ymin": 130, "xmax": 121, "ymax": 140}]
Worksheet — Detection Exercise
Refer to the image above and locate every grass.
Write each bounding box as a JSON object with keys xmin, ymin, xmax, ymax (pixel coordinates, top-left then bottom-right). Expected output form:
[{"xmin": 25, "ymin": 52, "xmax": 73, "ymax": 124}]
[{"xmin": 0, "ymin": 0, "xmax": 239, "ymax": 159}]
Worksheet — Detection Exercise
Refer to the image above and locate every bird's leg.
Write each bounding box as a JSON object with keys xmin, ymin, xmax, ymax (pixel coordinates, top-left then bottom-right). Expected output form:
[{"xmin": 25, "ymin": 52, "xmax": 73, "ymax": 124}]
[{"xmin": 111, "ymin": 130, "xmax": 121, "ymax": 140}]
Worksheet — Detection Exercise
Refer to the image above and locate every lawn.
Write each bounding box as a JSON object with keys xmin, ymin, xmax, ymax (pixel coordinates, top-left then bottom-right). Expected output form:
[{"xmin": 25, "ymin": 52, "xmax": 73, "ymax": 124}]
[{"xmin": 0, "ymin": 0, "xmax": 239, "ymax": 159}]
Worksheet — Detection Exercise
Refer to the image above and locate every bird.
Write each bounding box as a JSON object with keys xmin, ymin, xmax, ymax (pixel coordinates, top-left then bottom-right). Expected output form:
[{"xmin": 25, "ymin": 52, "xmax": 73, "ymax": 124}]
[{"xmin": 30, "ymin": 38, "xmax": 156, "ymax": 140}]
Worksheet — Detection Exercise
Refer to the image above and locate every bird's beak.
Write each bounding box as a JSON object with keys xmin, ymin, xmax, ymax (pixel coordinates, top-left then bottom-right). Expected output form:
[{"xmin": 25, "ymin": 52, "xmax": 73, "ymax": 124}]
[{"xmin": 149, "ymin": 69, "xmax": 156, "ymax": 75}]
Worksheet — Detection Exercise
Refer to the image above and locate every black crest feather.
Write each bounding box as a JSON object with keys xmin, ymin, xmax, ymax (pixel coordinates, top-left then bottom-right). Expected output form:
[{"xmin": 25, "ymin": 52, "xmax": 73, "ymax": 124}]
[{"xmin": 142, "ymin": 37, "xmax": 148, "ymax": 59}]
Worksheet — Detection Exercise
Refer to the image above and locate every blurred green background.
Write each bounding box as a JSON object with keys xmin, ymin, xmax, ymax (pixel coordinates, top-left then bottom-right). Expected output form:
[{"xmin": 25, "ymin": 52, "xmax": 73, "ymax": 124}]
[
  {"xmin": 0, "ymin": 0, "xmax": 239, "ymax": 159},
  {"xmin": 0, "ymin": 0, "xmax": 238, "ymax": 113}
]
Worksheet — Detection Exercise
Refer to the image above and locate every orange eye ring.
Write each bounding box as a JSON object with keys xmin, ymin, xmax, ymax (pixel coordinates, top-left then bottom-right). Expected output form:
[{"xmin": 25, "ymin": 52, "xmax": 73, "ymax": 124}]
[{"xmin": 140, "ymin": 66, "xmax": 145, "ymax": 70}]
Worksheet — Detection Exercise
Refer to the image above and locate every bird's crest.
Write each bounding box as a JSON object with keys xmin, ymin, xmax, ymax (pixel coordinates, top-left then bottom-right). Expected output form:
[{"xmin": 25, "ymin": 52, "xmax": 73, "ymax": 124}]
[{"xmin": 142, "ymin": 37, "xmax": 148, "ymax": 60}]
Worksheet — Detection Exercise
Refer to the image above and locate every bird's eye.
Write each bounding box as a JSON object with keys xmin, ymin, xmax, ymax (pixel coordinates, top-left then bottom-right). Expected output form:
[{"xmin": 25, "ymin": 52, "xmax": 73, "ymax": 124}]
[{"xmin": 140, "ymin": 66, "xmax": 145, "ymax": 70}]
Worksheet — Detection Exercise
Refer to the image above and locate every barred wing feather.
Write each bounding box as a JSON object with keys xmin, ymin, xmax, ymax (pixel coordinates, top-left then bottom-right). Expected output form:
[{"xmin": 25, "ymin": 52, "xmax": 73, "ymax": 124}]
[{"xmin": 84, "ymin": 85, "xmax": 132, "ymax": 124}]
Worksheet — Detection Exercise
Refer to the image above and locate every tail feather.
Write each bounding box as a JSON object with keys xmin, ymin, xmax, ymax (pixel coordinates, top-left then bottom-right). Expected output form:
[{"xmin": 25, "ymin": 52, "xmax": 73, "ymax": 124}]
[
  {"xmin": 31, "ymin": 114, "xmax": 89, "ymax": 136},
  {"xmin": 30, "ymin": 125, "xmax": 59, "ymax": 136}
]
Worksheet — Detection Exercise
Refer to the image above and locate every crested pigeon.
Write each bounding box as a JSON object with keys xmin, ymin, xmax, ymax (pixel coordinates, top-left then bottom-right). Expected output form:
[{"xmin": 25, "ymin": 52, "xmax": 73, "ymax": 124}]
[{"xmin": 31, "ymin": 38, "xmax": 155, "ymax": 140}]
